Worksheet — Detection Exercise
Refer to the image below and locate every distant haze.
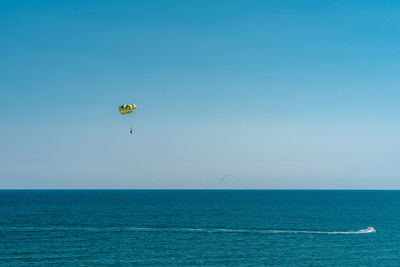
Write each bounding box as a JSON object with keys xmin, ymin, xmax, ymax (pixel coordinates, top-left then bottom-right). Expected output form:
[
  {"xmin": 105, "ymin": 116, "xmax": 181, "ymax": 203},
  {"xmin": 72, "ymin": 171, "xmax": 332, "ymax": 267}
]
[{"xmin": 1, "ymin": 0, "xmax": 400, "ymax": 189}]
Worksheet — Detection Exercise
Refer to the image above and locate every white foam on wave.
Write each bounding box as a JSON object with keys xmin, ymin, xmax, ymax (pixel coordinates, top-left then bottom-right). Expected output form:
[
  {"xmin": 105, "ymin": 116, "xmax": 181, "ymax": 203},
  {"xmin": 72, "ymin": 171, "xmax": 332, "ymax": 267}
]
[{"xmin": 0, "ymin": 226, "xmax": 375, "ymax": 234}]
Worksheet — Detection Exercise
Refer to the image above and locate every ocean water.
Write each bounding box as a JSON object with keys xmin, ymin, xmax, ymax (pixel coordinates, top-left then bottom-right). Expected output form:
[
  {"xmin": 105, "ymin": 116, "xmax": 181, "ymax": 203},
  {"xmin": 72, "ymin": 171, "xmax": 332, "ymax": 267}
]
[{"xmin": 0, "ymin": 190, "xmax": 399, "ymax": 266}]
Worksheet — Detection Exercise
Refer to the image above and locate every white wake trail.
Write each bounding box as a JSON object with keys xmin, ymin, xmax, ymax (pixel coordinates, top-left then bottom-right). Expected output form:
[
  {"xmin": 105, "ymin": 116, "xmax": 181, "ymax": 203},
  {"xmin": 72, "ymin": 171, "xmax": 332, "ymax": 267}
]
[
  {"xmin": 123, "ymin": 227, "xmax": 377, "ymax": 235},
  {"xmin": 0, "ymin": 226, "xmax": 376, "ymax": 234}
]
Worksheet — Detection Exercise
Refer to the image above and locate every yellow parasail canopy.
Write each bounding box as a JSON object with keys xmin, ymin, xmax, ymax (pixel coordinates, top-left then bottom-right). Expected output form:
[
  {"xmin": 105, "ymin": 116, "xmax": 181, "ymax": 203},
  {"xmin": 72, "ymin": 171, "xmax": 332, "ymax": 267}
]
[{"xmin": 119, "ymin": 104, "xmax": 136, "ymax": 115}]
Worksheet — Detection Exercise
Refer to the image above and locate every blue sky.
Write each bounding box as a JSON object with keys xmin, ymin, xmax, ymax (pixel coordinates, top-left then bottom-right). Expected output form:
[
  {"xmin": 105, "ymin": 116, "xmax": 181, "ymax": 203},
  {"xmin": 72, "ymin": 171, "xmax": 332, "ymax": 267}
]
[{"xmin": 1, "ymin": 0, "xmax": 400, "ymax": 188}]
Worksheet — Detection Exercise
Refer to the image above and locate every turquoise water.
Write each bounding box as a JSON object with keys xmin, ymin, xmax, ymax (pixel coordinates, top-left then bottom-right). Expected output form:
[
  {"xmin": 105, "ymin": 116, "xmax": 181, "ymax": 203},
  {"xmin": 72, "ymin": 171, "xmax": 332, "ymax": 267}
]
[{"xmin": 0, "ymin": 190, "xmax": 398, "ymax": 266}]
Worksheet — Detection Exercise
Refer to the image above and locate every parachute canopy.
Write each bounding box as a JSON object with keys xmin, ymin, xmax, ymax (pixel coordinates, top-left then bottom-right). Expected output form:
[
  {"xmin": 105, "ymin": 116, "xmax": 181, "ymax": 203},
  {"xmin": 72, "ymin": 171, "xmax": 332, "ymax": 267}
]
[{"xmin": 119, "ymin": 104, "xmax": 136, "ymax": 115}]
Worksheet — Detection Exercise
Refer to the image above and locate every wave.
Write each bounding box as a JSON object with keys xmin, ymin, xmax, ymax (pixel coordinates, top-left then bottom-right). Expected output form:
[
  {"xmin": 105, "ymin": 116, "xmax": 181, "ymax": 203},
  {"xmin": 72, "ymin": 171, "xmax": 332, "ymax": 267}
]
[{"xmin": 0, "ymin": 226, "xmax": 375, "ymax": 235}]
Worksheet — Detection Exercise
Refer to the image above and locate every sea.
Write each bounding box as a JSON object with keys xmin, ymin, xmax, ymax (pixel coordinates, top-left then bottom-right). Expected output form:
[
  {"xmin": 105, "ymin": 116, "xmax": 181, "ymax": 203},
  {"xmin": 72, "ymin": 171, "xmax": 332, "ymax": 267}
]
[{"xmin": 0, "ymin": 190, "xmax": 399, "ymax": 266}]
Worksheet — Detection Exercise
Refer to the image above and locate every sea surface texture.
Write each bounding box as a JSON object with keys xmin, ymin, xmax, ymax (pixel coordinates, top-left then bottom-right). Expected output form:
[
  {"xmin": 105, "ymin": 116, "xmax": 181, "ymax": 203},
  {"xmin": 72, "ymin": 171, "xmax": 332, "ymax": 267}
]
[{"xmin": 0, "ymin": 190, "xmax": 398, "ymax": 266}]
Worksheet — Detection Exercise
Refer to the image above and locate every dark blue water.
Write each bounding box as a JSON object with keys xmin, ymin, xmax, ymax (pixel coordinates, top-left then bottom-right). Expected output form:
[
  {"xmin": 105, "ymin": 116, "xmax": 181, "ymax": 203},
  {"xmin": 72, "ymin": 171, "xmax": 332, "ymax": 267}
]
[{"xmin": 0, "ymin": 190, "xmax": 399, "ymax": 266}]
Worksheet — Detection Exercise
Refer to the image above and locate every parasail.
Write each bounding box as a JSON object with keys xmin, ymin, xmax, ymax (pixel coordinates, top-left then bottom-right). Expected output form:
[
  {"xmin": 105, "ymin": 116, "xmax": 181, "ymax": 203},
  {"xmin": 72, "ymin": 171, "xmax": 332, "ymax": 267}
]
[
  {"xmin": 119, "ymin": 104, "xmax": 136, "ymax": 115},
  {"xmin": 119, "ymin": 104, "xmax": 137, "ymax": 134}
]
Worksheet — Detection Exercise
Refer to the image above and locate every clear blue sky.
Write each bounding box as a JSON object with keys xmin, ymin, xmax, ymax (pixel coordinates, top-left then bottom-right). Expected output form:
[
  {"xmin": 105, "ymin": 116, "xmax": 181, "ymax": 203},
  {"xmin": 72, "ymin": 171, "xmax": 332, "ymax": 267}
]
[{"xmin": 1, "ymin": 0, "xmax": 400, "ymax": 189}]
